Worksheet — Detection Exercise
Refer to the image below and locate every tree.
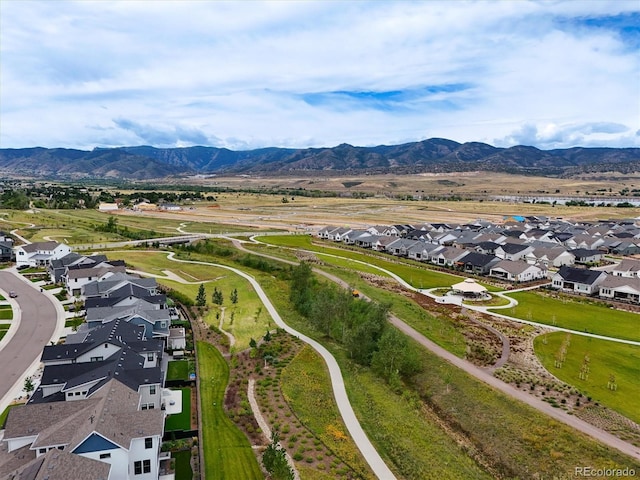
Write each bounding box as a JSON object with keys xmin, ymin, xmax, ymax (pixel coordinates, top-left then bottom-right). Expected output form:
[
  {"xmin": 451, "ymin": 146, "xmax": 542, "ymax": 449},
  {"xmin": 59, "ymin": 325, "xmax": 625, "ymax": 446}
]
[
  {"xmin": 249, "ymin": 338, "xmax": 257, "ymax": 349},
  {"xmin": 196, "ymin": 284, "xmax": 207, "ymax": 307},
  {"xmin": 230, "ymin": 288, "xmax": 238, "ymax": 304},
  {"xmin": 212, "ymin": 287, "xmax": 224, "ymax": 305},
  {"xmin": 371, "ymin": 328, "xmax": 422, "ymax": 386},
  {"xmin": 24, "ymin": 376, "xmax": 35, "ymax": 395},
  {"xmin": 262, "ymin": 432, "xmax": 294, "ymax": 480}
]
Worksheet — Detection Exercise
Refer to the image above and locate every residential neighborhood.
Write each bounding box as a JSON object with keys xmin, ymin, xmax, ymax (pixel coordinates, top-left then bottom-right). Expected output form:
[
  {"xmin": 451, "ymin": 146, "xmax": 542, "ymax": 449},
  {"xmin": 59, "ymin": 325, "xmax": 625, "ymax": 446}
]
[
  {"xmin": 318, "ymin": 216, "xmax": 640, "ymax": 302},
  {"xmin": 0, "ymin": 241, "xmax": 185, "ymax": 479}
]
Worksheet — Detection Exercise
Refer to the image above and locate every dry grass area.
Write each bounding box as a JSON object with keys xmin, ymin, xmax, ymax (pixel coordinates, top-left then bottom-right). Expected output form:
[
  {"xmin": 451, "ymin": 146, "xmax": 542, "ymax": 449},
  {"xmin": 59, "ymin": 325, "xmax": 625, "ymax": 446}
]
[
  {"xmin": 108, "ymin": 188, "xmax": 640, "ymax": 232},
  {"xmin": 182, "ymin": 171, "xmax": 640, "ymax": 198}
]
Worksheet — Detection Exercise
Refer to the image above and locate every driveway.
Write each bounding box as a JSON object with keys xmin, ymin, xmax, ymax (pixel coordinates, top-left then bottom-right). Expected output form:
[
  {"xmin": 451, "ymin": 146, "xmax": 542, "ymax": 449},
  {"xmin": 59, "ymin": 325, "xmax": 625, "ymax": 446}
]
[{"xmin": 0, "ymin": 271, "xmax": 63, "ymax": 412}]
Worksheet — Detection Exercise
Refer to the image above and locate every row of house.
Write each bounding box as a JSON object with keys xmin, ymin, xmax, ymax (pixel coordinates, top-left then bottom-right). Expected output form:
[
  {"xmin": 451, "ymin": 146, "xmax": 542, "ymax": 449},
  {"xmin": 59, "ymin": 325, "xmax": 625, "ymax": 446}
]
[
  {"xmin": 319, "ymin": 220, "xmax": 640, "ymax": 302},
  {"xmin": 1, "ymin": 243, "xmax": 179, "ymax": 479}
]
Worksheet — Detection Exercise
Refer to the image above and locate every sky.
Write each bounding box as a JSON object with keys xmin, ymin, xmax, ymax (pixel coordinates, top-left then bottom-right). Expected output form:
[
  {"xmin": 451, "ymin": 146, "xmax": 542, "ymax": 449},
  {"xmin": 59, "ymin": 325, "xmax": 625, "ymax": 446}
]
[{"xmin": 1, "ymin": 0, "xmax": 639, "ymax": 151}]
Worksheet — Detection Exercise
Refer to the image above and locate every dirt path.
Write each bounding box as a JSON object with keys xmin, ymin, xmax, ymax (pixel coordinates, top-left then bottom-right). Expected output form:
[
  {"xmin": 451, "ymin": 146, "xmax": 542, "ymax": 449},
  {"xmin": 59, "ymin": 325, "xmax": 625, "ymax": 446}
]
[
  {"xmin": 247, "ymin": 378, "xmax": 300, "ymax": 480},
  {"xmin": 217, "ymin": 307, "xmax": 235, "ymax": 348}
]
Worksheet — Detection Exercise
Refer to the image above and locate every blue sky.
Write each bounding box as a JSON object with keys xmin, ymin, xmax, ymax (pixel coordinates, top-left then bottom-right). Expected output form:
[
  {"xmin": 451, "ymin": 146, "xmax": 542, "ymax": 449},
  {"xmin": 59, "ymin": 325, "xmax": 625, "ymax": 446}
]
[{"xmin": 1, "ymin": 1, "xmax": 638, "ymax": 151}]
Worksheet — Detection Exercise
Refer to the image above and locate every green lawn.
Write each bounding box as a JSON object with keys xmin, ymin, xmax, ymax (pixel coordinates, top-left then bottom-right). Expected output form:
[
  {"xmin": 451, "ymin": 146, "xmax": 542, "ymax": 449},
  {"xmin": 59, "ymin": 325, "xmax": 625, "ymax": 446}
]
[
  {"xmin": 65, "ymin": 318, "xmax": 84, "ymax": 329},
  {"xmin": 257, "ymin": 235, "xmax": 498, "ymax": 291},
  {"xmin": 112, "ymin": 251, "xmax": 273, "ymax": 349},
  {"xmin": 319, "ymin": 265, "xmax": 467, "ymax": 357},
  {"xmin": 0, "ymin": 306, "xmax": 13, "ymax": 320},
  {"xmin": 534, "ymin": 332, "xmax": 640, "ymax": 423},
  {"xmin": 174, "ymin": 450, "xmax": 193, "ymax": 480},
  {"xmin": 165, "ymin": 388, "xmax": 192, "ymax": 432},
  {"xmin": 167, "ymin": 360, "xmax": 191, "ymax": 381},
  {"xmin": 197, "ymin": 341, "xmax": 262, "ymax": 480},
  {"xmin": 261, "ymin": 272, "xmax": 640, "ymax": 479},
  {"xmin": 281, "ymin": 345, "xmax": 376, "ymax": 479},
  {"xmin": 496, "ymin": 291, "xmax": 640, "ymax": 341}
]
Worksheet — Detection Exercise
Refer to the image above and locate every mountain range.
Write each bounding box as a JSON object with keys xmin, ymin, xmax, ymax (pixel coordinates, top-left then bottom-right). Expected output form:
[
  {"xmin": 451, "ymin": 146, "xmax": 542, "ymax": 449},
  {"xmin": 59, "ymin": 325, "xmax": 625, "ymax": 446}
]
[{"xmin": 0, "ymin": 139, "xmax": 639, "ymax": 180}]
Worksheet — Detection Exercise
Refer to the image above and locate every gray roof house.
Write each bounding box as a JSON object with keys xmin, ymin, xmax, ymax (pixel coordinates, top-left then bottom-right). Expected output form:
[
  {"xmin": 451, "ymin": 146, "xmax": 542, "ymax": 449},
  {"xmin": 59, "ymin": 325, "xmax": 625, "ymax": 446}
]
[
  {"xmin": 1, "ymin": 378, "xmax": 164, "ymax": 480},
  {"xmin": 599, "ymin": 275, "xmax": 640, "ymax": 303},
  {"xmin": 489, "ymin": 260, "xmax": 547, "ymax": 282},
  {"xmin": 551, "ymin": 266, "xmax": 607, "ymax": 295}
]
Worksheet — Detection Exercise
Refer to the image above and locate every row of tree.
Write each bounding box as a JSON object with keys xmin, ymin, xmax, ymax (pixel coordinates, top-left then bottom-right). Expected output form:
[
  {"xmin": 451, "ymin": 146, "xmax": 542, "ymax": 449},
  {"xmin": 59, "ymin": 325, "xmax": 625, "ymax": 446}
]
[{"xmin": 290, "ymin": 263, "xmax": 421, "ymax": 386}]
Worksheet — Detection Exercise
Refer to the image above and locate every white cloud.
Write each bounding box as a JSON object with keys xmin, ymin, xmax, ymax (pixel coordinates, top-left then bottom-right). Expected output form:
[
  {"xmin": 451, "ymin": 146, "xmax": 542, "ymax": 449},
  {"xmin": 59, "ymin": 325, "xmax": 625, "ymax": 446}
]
[{"xmin": 0, "ymin": 0, "xmax": 638, "ymax": 150}]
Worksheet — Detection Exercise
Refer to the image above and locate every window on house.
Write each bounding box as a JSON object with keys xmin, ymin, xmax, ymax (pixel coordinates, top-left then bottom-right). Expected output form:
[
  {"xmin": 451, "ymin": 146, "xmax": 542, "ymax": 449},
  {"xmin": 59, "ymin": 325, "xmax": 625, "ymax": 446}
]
[
  {"xmin": 39, "ymin": 448, "xmax": 46, "ymax": 454},
  {"xmin": 150, "ymin": 386, "xmax": 156, "ymax": 395},
  {"xmin": 141, "ymin": 404, "xmax": 148, "ymax": 410},
  {"xmin": 148, "ymin": 403, "xmax": 155, "ymax": 409},
  {"xmin": 100, "ymin": 453, "xmax": 111, "ymax": 459},
  {"xmin": 143, "ymin": 459, "xmax": 151, "ymax": 473},
  {"xmin": 145, "ymin": 437, "xmax": 153, "ymax": 449},
  {"xmin": 90, "ymin": 356, "xmax": 103, "ymax": 362},
  {"xmin": 134, "ymin": 461, "xmax": 142, "ymax": 475},
  {"xmin": 147, "ymin": 353, "xmax": 154, "ymax": 361},
  {"xmin": 75, "ymin": 392, "xmax": 81, "ymax": 396}
]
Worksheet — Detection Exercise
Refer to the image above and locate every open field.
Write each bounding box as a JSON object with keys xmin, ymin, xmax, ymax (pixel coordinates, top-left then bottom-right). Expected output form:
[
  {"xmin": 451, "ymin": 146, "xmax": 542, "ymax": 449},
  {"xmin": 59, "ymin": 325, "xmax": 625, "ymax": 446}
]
[
  {"xmin": 185, "ymin": 171, "xmax": 640, "ymax": 200},
  {"xmin": 534, "ymin": 332, "xmax": 640, "ymax": 424},
  {"xmin": 281, "ymin": 345, "xmax": 377, "ymax": 479},
  {"xmin": 261, "ymin": 273, "xmax": 640, "ymax": 478},
  {"xmin": 497, "ymin": 291, "xmax": 640, "ymax": 342},
  {"xmin": 197, "ymin": 341, "xmax": 262, "ymax": 480}
]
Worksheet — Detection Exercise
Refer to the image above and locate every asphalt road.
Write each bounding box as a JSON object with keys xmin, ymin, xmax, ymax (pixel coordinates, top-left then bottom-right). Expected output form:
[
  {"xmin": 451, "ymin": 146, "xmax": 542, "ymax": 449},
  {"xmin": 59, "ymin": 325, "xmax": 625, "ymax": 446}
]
[{"xmin": 0, "ymin": 271, "xmax": 59, "ymax": 409}]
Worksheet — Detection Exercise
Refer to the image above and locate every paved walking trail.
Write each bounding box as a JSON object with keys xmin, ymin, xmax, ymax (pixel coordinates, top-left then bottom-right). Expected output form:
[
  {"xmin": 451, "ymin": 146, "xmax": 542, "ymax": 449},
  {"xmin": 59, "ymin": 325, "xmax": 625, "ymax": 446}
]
[
  {"xmin": 163, "ymin": 252, "xmax": 398, "ymax": 479},
  {"xmin": 233, "ymin": 237, "xmax": 640, "ymax": 461}
]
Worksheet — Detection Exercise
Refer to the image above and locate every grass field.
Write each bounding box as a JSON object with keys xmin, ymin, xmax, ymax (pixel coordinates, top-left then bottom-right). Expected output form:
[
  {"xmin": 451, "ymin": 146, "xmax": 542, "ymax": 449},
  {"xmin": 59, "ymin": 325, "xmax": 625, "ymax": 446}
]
[
  {"xmin": 281, "ymin": 345, "xmax": 376, "ymax": 479},
  {"xmin": 534, "ymin": 332, "xmax": 640, "ymax": 424},
  {"xmin": 319, "ymin": 265, "xmax": 468, "ymax": 357},
  {"xmin": 174, "ymin": 450, "xmax": 193, "ymax": 480},
  {"xmin": 497, "ymin": 291, "xmax": 640, "ymax": 341},
  {"xmin": 197, "ymin": 341, "xmax": 262, "ymax": 480},
  {"xmin": 165, "ymin": 388, "xmax": 192, "ymax": 432},
  {"xmin": 260, "ymin": 272, "xmax": 640, "ymax": 479},
  {"xmin": 111, "ymin": 250, "xmax": 275, "ymax": 349}
]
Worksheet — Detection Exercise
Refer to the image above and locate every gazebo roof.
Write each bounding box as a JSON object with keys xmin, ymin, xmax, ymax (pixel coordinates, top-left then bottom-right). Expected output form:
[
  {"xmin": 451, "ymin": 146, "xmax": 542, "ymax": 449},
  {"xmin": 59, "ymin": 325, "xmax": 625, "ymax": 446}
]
[{"xmin": 451, "ymin": 278, "xmax": 487, "ymax": 294}]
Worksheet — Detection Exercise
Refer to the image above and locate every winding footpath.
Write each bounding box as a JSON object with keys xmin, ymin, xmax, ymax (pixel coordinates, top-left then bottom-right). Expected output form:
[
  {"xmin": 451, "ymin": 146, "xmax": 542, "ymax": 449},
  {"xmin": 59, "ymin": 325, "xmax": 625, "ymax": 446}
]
[
  {"xmin": 162, "ymin": 252, "xmax": 399, "ymax": 479},
  {"xmin": 233, "ymin": 237, "xmax": 640, "ymax": 461}
]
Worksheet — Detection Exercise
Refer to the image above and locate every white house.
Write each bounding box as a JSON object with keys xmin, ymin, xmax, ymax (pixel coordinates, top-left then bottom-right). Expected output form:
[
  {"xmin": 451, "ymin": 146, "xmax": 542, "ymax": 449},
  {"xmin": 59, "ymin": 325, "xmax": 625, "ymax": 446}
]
[
  {"xmin": 489, "ymin": 260, "xmax": 546, "ymax": 282},
  {"xmin": 551, "ymin": 266, "xmax": 607, "ymax": 295},
  {"xmin": 599, "ymin": 275, "xmax": 640, "ymax": 303},
  {"xmin": 611, "ymin": 258, "xmax": 640, "ymax": 277},
  {"xmin": 14, "ymin": 241, "xmax": 72, "ymax": 268},
  {"xmin": 2, "ymin": 378, "xmax": 164, "ymax": 480}
]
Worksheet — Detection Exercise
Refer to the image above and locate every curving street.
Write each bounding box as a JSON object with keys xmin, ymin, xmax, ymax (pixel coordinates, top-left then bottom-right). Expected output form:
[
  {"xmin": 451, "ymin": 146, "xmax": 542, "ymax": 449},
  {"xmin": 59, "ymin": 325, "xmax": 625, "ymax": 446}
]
[{"xmin": 0, "ymin": 270, "xmax": 64, "ymax": 412}]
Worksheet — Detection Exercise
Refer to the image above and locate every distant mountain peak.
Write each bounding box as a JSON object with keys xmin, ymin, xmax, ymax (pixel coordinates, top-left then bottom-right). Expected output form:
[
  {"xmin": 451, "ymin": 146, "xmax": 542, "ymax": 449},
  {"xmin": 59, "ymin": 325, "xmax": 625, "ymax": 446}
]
[{"xmin": 0, "ymin": 139, "xmax": 638, "ymax": 180}]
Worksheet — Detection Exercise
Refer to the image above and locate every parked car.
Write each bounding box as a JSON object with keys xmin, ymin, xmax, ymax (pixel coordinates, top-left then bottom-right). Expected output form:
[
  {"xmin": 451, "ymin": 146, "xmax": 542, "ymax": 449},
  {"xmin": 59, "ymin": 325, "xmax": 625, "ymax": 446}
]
[{"xmin": 9, "ymin": 291, "xmax": 17, "ymax": 298}]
